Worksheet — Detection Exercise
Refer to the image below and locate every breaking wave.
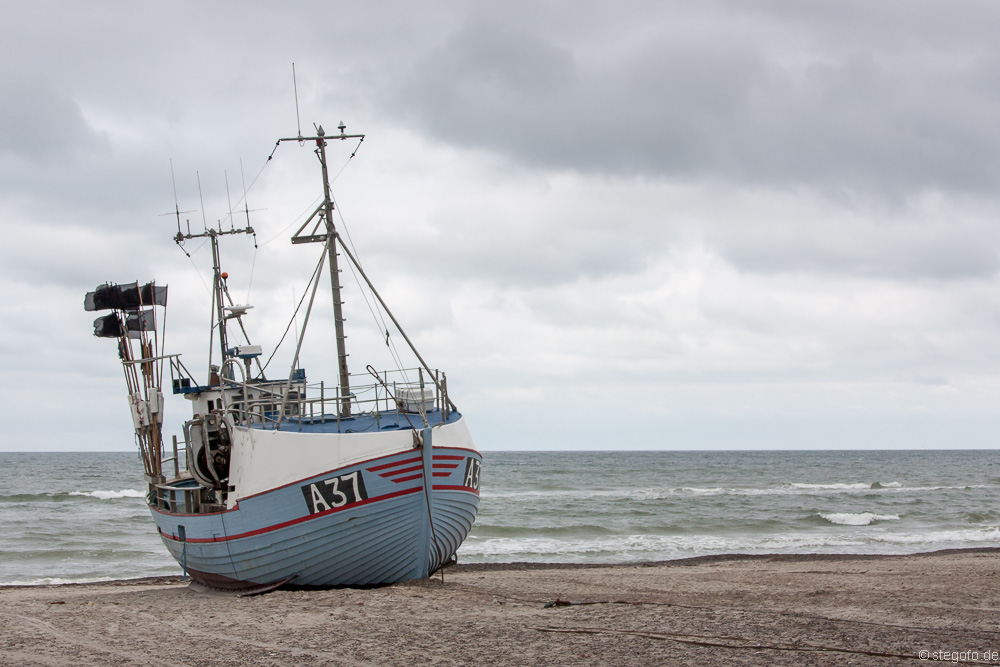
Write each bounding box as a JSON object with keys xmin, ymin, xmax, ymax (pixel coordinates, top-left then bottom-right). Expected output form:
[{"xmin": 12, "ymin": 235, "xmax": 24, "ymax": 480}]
[
  {"xmin": 459, "ymin": 525, "xmax": 1000, "ymax": 563},
  {"xmin": 69, "ymin": 490, "xmax": 145, "ymax": 500},
  {"xmin": 819, "ymin": 512, "xmax": 901, "ymax": 526},
  {"xmin": 0, "ymin": 489, "xmax": 146, "ymax": 503}
]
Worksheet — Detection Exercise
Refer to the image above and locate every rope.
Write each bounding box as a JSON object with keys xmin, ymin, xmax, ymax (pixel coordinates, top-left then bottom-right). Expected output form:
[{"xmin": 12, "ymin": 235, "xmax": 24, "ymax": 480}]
[
  {"xmin": 422, "ymin": 456, "xmax": 445, "ymax": 581},
  {"xmin": 329, "ymin": 137, "xmax": 364, "ymax": 183},
  {"xmin": 176, "ymin": 239, "xmax": 213, "ymax": 297},
  {"xmin": 529, "ymin": 626, "xmax": 928, "ymax": 662},
  {"xmin": 331, "ymin": 193, "xmax": 409, "ymax": 380},
  {"xmin": 258, "ymin": 248, "xmax": 326, "ymax": 375},
  {"xmin": 245, "ymin": 235, "xmax": 258, "ymax": 305},
  {"xmin": 342, "ymin": 244, "xmax": 407, "ymax": 374},
  {"xmin": 228, "ymin": 141, "xmax": 281, "ymax": 214},
  {"xmin": 364, "ymin": 366, "xmax": 444, "ymax": 578},
  {"xmin": 257, "ymin": 137, "xmax": 361, "ymax": 248},
  {"xmin": 259, "ymin": 194, "xmax": 322, "ymax": 247}
]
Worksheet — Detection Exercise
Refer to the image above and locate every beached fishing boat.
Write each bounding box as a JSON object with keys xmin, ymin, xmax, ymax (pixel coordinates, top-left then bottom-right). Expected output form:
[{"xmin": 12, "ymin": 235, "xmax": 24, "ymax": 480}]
[{"xmin": 85, "ymin": 122, "xmax": 481, "ymax": 592}]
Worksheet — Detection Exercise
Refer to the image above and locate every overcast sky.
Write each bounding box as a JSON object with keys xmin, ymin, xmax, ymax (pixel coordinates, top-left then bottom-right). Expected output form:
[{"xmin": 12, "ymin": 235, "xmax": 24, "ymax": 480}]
[{"xmin": 3, "ymin": 1, "xmax": 1000, "ymax": 451}]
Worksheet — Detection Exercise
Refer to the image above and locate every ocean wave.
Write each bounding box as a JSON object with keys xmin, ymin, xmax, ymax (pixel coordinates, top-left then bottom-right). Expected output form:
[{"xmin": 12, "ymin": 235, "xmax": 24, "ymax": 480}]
[
  {"xmin": 0, "ymin": 489, "xmax": 146, "ymax": 503},
  {"xmin": 68, "ymin": 490, "xmax": 145, "ymax": 500},
  {"xmin": 819, "ymin": 512, "xmax": 901, "ymax": 526},
  {"xmin": 0, "ymin": 576, "xmax": 118, "ymax": 587},
  {"xmin": 459, "ymin": 525, "xmax": 1000, "ymax": 562},
  {"xmin": 483, "ymin": 481, "xmax": 992, "ymax": 501},
  {"xmin": 790, "ymin": 483, "xmax": 870, "ymax": 491},
  {"xmin": 864, "ymin": 527, "xmax": 1000, "ymax": 545},
  {"xmin": 474, "ymin": 524, "xmax": 620, "ymax": 538}
]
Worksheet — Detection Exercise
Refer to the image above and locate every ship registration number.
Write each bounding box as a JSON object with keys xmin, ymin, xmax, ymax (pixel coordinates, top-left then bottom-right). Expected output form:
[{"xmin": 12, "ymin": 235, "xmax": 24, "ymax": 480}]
[{"xmin": 301, "ymin": 471, "xmax": 369, "ymax": 515}]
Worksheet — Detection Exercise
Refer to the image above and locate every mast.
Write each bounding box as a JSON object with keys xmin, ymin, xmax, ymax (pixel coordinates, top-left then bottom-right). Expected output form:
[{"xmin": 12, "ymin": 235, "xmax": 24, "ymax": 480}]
[
  {"xmin": 175, "ymin": 224, "xmax": 254, "ymax": 382},
  {"xmin": 210, "ymin": 231, "xmax": 228, "ymax": 378},
  {"xmin": 280, "ymin": 123, "xmax": 364, "ymax": 417},
  {"xmin": 318, "ymin": 126, "xmax": 352, "ymax": 416}
]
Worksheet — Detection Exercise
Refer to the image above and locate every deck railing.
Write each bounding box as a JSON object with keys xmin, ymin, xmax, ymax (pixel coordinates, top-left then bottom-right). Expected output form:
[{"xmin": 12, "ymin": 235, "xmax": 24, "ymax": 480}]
[{"xmin": 215, "ymin": 366, "xmax": 449, "ymax": 431}]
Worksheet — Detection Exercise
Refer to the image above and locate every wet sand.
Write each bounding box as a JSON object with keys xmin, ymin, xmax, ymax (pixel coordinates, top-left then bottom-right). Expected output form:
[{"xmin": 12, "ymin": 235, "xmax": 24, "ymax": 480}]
[{"xmin": 2, "ymin": 548, "xmax": 999, "ymax": 666}]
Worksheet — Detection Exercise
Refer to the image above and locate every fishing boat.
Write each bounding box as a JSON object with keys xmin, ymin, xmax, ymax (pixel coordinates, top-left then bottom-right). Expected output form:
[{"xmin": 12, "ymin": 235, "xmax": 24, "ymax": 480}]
[{"xmin": 85, "ymin": 122, "xmax": 482, "ymax": 592}]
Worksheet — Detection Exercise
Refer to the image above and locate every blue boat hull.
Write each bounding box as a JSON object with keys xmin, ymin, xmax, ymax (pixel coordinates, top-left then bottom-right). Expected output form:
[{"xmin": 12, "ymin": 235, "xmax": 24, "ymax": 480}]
[{"xmin": 150, "ymin": 438, "xmax": 481, "ymax": 589}]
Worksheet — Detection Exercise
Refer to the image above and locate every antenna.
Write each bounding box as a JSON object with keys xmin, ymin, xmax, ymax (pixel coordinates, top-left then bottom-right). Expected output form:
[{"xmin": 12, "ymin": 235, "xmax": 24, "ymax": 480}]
[
  {"xmin": 224, "ymin": 170, "xmax": 235, "ymax": 231},
  {"xmin": 238, "ymin": 158, "xmax": 263, "ymax": 252},
  {"xmin": 238, "ymin": 158, "xmax": 264, "ymax": 231},
  {"xmin": 292, "ymin": 62, "xmax": 302, "ymax": 139},
  {"xmin": 196, "ymin": 171, "xmax": 208, "ymax": 232},
  {"xmin": 170, "ymin": 159, "xmax": 180, "ymax": 228},
  {"xmin": 161, "ymin": 159, "xmax": 195, "ymax": 237},
  {"xmin": 240, "ymin": 158, "xmax": 251, "ymax": 227}
]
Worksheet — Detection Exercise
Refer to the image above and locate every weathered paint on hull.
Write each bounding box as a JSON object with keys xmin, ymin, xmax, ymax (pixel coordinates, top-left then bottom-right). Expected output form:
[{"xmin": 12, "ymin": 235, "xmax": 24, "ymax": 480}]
[{"xmin": 150, "ymin": 440, "xmax": 480, "ymax": 589}]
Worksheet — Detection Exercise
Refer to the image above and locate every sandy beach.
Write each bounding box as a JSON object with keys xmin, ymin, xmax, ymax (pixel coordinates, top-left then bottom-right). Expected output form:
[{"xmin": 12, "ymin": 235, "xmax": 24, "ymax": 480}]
[{"xmin": 1, "ymin": 548, "xmax": 998, "ymax": 666}]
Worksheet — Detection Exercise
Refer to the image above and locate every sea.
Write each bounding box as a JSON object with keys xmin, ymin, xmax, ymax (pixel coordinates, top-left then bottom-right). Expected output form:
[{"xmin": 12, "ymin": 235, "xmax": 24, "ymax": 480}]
[{"xmin": 2, "ymin": 449, "xmax": 999, "ymax": 585}]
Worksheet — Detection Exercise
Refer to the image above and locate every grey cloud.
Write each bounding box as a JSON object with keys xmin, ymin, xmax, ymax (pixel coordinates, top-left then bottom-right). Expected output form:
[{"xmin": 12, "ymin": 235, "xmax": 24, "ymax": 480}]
[
  {"xmin": 350, "ymin": 191, "xmax": 679, "ymax": 290},
  {"xmin": 0, "ymin": 75, "xmax": 107, "ymax": 161},
  {"xmin": 391, "ymin": 16, "xmax": 576, "ymax": 151},
  {"xmin": 389, "ymin": 2, "xmax": 1000, "ymax": 197},
  {"xmin": 706, "ymin": 213, "xmax": 1000, "ymax": 280}
]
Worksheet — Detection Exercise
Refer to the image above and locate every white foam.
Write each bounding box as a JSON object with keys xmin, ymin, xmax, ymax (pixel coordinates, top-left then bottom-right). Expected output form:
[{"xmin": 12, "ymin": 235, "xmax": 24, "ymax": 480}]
[
  {"xmin": 0, "ymin": 576, "xmax": 116, "ymax": 586},
  {"xmin": 69, "ymin": 489, "xmax": 145, "ymax": 500},
  {"xmin": 459, "ymin": 524, "xmax": 1000, "ymax": 563},
  {"xmin": 679, "ymin": 487, "xmax": 730, "ymax": 496},
  {"xmin": 866, "ymin": 526, "xmax": 1000, "ymax": 545},
  {"xmin": 482, "ymin": 481, "xmax": 995, "ymax": 503},
  {"xmin": 820, "ymin": 512, "xmax": 901, "ymax": 526}
]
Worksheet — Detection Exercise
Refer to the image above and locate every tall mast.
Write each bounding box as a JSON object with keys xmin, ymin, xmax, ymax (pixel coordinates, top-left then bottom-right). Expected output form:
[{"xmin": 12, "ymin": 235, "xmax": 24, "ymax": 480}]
[
  {"xmin": 317, "ymin": 126, "xmax": 352, "ymax": 416},
  {"xmin": 281, "ymin": 122, "xmax": 364, "ymax": 417}
]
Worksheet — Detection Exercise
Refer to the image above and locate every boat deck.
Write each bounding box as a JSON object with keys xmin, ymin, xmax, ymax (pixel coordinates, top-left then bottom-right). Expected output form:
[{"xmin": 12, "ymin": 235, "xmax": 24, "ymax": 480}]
[{"xmin": 250, "ymin": 408, "xmax": 461, "ymax": 434}]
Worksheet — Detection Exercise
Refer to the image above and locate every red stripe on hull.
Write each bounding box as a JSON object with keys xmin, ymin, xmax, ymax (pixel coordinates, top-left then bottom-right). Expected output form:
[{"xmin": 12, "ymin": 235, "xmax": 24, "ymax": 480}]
[
  {"xmin": 432, "ymin": 484, "xmax": 479, "ymax": 495},
  {"xmin": 159, "ymin": 486, "xmax": 423, "ymax": 544},
  {"xmin": 367, "ymin": 456, "xmax": 421, "ymax": 472},
  {"xmin": 234, "ymin": 445, "xmax": 478, "ymax": 501},
  {"xmin": 390, "ymin": 473, "xmax": 423, "ymax": 483},
  {"xmin": 378, "ymin": 464, "xmax": 423, "ymax": 478}
]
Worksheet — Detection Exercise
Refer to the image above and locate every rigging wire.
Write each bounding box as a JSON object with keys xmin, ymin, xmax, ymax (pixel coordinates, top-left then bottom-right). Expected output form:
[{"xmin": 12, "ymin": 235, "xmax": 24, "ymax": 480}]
[
  {"xmin": 330, "ymin": 137, "xmax": 364, "ymax": 183},
  {"xmin": 186, "ymin": 135, "xmax": 376, "ymax": 380},
  {"xmin": 240, "ymin": 158, "xmax": 260, "ymax": 305},
  {"xmin": 171, "ymin": 142, "xmax": 273, "ymax": 298},
  {"xmin": 257, "ymin": 139, "xmax": 361, "ymax": 248},
  {"xmin": 245, "ymin": 243, "xmax": 258, "ymax": 306},
  {"xmin": 331, "ymin": 192, "xmax": 410, "ymax": 380},
  {"xmin": 225, "ymin": 141, "xmax": 281, "ymax": 219},
  {"xmin": 256, "ymin": 135, "xmax": 360, "ymax": 250},
  {"xmin": 258, "ymin": 245, "xmax": 327, "ymax": 375},
  {"xmin": 320, "ymin": 137, "xmax": 414, "ymax": 379},
  {"xmin": 259, "ymin": 194, "xmax": 322, "ymax": 247},
  {"xmin": 342, "ymin": 242, "xmax": 407, "ymax": 376},
  {"xmin": 175, "ymin": 238, "xmax": 213, "ymax": 296}
]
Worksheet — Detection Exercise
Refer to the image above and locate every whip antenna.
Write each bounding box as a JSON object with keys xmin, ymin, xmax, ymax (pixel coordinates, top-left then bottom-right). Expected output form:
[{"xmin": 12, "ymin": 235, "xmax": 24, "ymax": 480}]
[
  {"xmin": 160, "ymin": 159, "xmax": 195, "ymax": 236},
  {"xmin": 225, "ymin": 170, "xmax": 235, "ymax": 231},
  {"xmin": 196, "ymin": 171, "xmax": 208, "ymax": 232},
  {"xmin": 292, "ymin": 62, "xmax": 302, "ymax": 139}
]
